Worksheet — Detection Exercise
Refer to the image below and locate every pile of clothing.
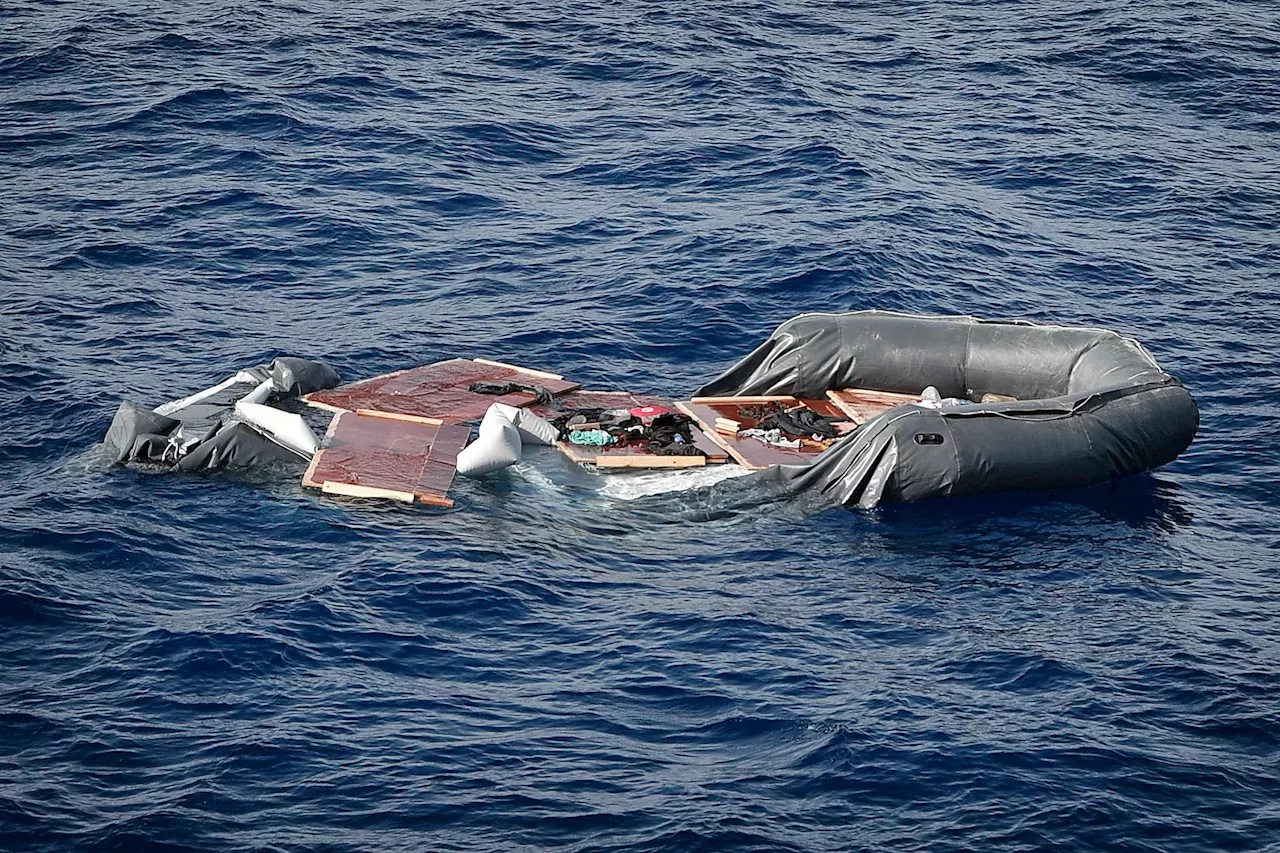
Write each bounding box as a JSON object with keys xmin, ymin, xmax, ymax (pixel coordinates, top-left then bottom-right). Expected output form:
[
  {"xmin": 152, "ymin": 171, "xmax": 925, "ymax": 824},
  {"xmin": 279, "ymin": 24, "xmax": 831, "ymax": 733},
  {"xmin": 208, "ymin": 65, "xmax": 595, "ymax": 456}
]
[
  {"xmin": 735, "ymin": 401, "xmax": 845, "ymax": 449},
  {"xmin": 551, "ymin": 406, "xmax": 705, "ymax": 457}
]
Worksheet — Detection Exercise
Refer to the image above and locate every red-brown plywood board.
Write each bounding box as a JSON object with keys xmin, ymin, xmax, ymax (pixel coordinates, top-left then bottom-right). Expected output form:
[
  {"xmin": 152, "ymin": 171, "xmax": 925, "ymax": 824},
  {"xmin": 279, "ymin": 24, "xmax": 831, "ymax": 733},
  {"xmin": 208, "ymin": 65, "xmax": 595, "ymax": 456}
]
[
  {"xmin": 302, "ymin": 412, "xmax": 468, "ymax": 506},
  {"xmin": 416, "ymin": 423, "xmax": 470, "ymax": 505},
  {"xmin": 303, "ymin": 358, "xmax": 580, "ymax": 424},
  {"xmin": 826, "ymin": 388, "xmax": 919, "ymax": 423}
]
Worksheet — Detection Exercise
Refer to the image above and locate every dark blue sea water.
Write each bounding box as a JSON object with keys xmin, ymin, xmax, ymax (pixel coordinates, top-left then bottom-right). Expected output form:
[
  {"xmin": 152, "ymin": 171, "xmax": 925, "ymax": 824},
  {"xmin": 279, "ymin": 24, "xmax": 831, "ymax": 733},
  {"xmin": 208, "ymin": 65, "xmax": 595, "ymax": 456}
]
[{"xmin": 3, "ymin": 1, "xmax": 1279, "ymax": 850}]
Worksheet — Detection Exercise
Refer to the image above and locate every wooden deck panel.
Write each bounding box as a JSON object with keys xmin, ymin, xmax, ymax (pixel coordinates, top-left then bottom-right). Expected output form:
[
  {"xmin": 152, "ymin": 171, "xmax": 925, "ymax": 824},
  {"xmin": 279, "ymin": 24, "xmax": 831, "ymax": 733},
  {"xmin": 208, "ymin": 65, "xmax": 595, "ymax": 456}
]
[
  {"xmin": 303, "ymin": 358, "xmax": 580, "ymax": 424},
  {"xmin": 302, "ymin": 411, "xmax": 466, "ymax": 507}
]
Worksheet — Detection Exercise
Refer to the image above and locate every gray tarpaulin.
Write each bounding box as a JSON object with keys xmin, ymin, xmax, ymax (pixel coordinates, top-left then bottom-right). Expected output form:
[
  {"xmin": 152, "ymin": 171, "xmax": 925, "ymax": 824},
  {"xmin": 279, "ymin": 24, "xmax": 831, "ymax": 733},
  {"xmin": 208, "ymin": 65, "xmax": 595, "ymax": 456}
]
[
  {"xmin": 104, "ymin": 357, "xmax": 339, "ymax": 470},
  {"xmin": 697, "ymin": 311, "xmax": 1199, "ymax": 507}
]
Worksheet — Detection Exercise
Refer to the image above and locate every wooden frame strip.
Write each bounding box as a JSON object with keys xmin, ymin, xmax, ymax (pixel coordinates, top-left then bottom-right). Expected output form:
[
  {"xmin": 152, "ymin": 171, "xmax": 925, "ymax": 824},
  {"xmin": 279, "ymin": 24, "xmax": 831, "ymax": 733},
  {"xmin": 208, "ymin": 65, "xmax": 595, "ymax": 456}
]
[
  {"xmin": 301, "ymin": 412, "xmax": 342, "ymax": 489},
  {"xmin": 689, "ymin": 395, "xmax": 799, "ymax": 405},
  {"xmin": 825, "ymin": 388, "xmax": 920, "ymax": 424},
  {"xmin": 300, "ymin": 398, "xmax": 347, "ymax": 415},
  {"xmin": 473, "ymin": 358, "xmax": 564, "ymax": 381},
  {"xmin": 675, "ymin": 402, "xmax": 756, "ymax": 468},
  {"xmin": 595, "ymin": 455, "xmax": 706, "ymax": 469},
  {"xmin": 355, "ymin": 409, "xmax": 444, "ymax": 426},
  {"xmin": 321, "ymin": 481, "xmax": 416, "ymax": 503}
]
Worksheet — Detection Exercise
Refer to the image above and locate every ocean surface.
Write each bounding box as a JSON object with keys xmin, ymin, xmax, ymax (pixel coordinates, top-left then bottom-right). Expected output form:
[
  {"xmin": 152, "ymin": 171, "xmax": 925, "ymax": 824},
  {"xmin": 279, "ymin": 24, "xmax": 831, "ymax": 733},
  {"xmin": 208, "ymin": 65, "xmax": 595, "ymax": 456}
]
[{"xmin": 2, "ymin": 1, "xmax": 1278, "ymax": 850}]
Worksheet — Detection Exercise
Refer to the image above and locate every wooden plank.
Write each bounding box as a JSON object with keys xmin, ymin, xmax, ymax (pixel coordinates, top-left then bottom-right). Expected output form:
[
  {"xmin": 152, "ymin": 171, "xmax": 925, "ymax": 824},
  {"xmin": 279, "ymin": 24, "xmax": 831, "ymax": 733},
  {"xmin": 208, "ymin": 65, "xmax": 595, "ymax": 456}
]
[
  {"xmin": 677, "ymin": 399, "xmax": 849, "ymax": 471},
  {"xmin": 556, "ymin": 440, "xmax": 598, "ymax": 465},
  {"xmin": 689, "ymin": 426, "xmax": 730, "ymax": 462},
  {"xmin": 676, "ymin": 403, "xmax": 756, "ymax": 469},
  {"xmin": 415, "ymin": 423, "xmax": 470, "ymax": 505},
  {"xmin": 799, "ymin": 397, "xmax": 849, "ymax": 419},
  {"xmin": 321, "ymin": 481, "xmax": 416, "ymax": 503},
  {"xmin": 356, "ymin": 409, "xmax": 444, "ymax": 426},
  {"xmin": 415, "ymin": 491, "xmax": 455, "ymax": 509},
  {"xmin": 826, "ymin": 388, "xmax": 919, "ymax": 424},
  {"xmin": 301, "ymin": 398, "xmax": 348, "ymax": 415},
  {"xmin": 690, "ymin": 395, "xmax": 798, "ymax": 405},
  {"xmin": 472, "ymin": 358, "xmax": 564, "ymax": 381},
  {"xmin": 557, "ymin": 440, "xmax": 710, "ymax": 469},
  {"xmin": 596, "ymin": 455, "xmax": 705, "ymax": 469},
  {"xmin": 714, "ymin": 417, "xmax": 741, "ymax": 434},
  {"xmin": 303, "ymin": 411, "xmax": 462, "ymax": 507}
]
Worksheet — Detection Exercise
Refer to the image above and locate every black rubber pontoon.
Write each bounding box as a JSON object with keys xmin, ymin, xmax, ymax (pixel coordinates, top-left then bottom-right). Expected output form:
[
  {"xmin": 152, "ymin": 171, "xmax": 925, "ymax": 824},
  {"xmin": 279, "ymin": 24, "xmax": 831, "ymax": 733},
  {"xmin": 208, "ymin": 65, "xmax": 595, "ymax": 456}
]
[{"xmin": 697, "ymin": 311, "xmax": 1199, "ymax": 507}]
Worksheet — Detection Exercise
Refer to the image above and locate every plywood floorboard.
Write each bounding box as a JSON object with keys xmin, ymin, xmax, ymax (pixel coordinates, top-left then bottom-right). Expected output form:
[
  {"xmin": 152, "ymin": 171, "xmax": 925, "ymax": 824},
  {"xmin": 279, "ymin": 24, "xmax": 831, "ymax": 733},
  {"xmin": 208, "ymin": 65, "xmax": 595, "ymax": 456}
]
[
  {"xmin": 303, "ymin": 411, "xmax": 465, "ymax": 507},
  {"xmin": 303, "ymin": 358, "xmax": 580, "ymax": 424}
]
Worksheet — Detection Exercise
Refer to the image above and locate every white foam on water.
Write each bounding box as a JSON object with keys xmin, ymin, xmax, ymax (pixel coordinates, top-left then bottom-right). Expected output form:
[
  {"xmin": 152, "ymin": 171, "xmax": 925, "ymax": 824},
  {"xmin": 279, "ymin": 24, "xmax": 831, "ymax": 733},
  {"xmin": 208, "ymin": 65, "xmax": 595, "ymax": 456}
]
[{"xmin": 597, "ymin": 464, "xmax": 752, "ymax": 501}]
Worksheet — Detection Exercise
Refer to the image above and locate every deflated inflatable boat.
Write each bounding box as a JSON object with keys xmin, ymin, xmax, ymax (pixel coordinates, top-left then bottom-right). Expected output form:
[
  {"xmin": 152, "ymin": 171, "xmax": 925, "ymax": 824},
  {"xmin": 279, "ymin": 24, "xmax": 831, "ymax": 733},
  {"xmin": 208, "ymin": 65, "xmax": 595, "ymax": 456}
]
[
  {"xmin": 698, "ymin": 311, "xmax": 1199, "ymax": 507},
  {"xmin": 100, "ymin": 312, "xmax": 1198, "ymax": 511}
]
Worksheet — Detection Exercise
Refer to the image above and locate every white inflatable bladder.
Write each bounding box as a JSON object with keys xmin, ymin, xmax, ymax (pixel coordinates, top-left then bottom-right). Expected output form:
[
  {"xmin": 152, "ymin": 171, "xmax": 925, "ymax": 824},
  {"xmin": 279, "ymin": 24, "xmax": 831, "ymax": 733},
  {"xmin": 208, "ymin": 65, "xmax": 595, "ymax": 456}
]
[
  {"xmin": 455, "ymin": 403, "xmax": 558, "ymax": 477},
  {"xmin": 233, "ymin": 400, "xmax": 319, "ymax": 457},
  {"xmin": 492, "ymin": 402, "xmax": 558, "ymax": 446},
  {"xmin": 238, "ymin": 377, "xmax": 275, "ymax": 406},
  {"xmin": 154, "ymin": 370, "xmax": 262, "ymax": 416}
]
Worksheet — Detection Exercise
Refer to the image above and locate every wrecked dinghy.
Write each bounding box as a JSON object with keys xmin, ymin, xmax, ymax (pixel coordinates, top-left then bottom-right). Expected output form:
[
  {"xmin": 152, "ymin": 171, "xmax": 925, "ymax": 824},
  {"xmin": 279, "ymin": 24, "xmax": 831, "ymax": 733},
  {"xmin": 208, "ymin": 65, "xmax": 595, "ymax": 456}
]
[
  {"xmin": 698, "ymin": 311, "xmax": 1199, "ymax": 508},
  {"xmin": 104, "ymin": 357, "xmax": 339, "ymax": 470}
]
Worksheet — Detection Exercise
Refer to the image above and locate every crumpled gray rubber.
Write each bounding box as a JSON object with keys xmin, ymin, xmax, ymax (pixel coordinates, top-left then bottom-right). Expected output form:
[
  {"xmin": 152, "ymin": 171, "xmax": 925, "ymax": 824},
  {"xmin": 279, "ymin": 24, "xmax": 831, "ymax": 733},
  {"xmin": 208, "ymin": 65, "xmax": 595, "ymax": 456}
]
[
  {"xmin": 698, "ymin": 311, "xmax": 1199, "ymax": 507},
  {"xmin": 105, "ymin": 357, "xmax": 339, "ymax": 470}
]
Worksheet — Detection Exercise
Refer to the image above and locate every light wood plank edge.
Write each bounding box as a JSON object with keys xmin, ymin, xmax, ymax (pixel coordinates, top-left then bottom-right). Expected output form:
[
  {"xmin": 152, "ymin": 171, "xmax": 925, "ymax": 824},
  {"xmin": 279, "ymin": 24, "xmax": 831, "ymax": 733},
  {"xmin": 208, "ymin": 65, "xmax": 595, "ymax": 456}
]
[
  {"xmin": 301, "ymin": 397, "xmax": 348, "ymax": 414},
  {"xmin": 473, "ymin": 358, "xmax": 564, "ymax": 381},
  {"xmin": 321, "ymin": 481, "xmax": 415, "ymax": 503},
  {"xmin": 825, "ymin": 390, "xmax": 867, "ymax": 424},
  {"xmin": 355, "ymin": 409, "xmax": 444, "ymax": 425},
  {"xmin": 689, "ymin": 395, "xmax": 798, "ymax": 405},
  {"xmin": 301, "ymin": 411, "xmax": 343, "ymax": 489},
  {"xmin": 414, "ymin": 492, "xmax": 455, "ymax": 508},
  {"xmin": 595, "ymin": 455, "xmax": 705, "ymax": 468},
  {"xmin": 555, "ymin": 440, "xmax": 595, "ymax": 465},
  {"xmin": 676, "ymin": 402, "xmax": 765, "ymax": 470},
  {"xmin": 557, "ymin": 435, "xmax": 725, "ymax": 467}
]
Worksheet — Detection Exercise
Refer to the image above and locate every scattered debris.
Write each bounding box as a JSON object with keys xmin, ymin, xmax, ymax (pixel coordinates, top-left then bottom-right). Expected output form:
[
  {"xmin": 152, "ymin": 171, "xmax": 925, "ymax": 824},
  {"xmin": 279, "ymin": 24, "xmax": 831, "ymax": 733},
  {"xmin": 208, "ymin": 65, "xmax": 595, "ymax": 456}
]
[
  {"xmin": 533, "ymin": 390, "xmax": 729, "ymax": 469},
  {"xmin": 826, "ymin": 388, "xmax": 921, "ymax": 423},
  {"xmin": 677, "ymin": 396, "xmax": 854, "ymax": 471},
  {"xmin": 102, "ymin": 310, "xmax": 1198, "ymax": 509}
]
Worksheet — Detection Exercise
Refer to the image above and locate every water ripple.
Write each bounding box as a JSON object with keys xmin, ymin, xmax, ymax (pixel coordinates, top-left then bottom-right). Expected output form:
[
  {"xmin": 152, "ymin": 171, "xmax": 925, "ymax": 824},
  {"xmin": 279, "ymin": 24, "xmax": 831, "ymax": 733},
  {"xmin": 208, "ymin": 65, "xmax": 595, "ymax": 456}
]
[{"xmin": 2, "ymin": 0, "xmax": 1278, "ymax": 850}]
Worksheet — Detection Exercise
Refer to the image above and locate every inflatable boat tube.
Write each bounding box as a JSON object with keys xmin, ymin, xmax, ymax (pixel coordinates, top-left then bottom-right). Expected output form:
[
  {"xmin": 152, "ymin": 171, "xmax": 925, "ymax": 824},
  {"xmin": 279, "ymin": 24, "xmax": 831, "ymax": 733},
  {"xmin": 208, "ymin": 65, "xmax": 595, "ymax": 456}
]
[
  {"xmin": 233, "ymin": 401, "xmax": 319, "ymax": 457},
  {"xmin": 697, "ymin": 311, "xmax": 1199, "ymax": 508},
  {"xmin": 456, "ymin": 403, "xmax": 558, "ymax": 477}
]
